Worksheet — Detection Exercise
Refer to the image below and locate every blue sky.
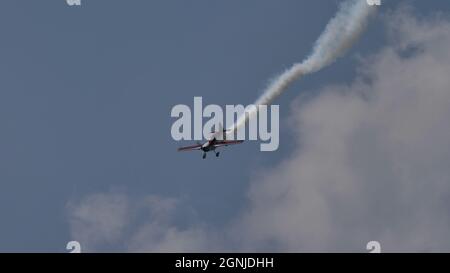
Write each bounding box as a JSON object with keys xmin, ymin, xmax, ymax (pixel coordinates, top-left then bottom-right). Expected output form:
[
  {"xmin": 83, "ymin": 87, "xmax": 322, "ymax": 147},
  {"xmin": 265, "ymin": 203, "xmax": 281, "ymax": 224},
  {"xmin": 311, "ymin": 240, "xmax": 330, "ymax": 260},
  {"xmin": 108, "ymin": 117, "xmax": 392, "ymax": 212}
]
[{"xmin": 1, "ymin": 0, "xmax": 450, "ymax": 252}]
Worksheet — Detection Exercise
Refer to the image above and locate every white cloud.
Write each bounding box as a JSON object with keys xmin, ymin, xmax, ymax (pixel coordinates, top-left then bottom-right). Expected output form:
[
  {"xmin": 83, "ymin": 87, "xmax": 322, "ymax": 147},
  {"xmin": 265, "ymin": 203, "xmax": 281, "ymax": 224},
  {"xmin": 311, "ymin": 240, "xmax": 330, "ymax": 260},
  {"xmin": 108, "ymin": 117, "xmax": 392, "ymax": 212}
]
[
  {"xmin": 68, "ymin": 193, "xmax": 213, "ymax": 252},
  {"xmin": 234, "ymin": 8, "xmax": 450, "ymax": 252},
  {"xmin": 125, "ymin": 195, "xmax": 213, "ymax": 252},
  {"xmin": 68, "ymin": 193, "xmax": 129, "ymax": 251},
  {"xmin": 68, "ymin": 8, "xmax": 450, "ymax": 252}
]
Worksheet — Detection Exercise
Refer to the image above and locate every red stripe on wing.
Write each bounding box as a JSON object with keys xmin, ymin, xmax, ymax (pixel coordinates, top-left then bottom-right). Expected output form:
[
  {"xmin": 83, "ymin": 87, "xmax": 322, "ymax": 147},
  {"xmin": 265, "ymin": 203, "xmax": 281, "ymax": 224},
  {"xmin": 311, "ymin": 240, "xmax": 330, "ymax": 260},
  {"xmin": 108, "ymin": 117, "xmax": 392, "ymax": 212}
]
[{"xmin": 177, "ymin": 144, "xmax": 203, "ymax": 152}]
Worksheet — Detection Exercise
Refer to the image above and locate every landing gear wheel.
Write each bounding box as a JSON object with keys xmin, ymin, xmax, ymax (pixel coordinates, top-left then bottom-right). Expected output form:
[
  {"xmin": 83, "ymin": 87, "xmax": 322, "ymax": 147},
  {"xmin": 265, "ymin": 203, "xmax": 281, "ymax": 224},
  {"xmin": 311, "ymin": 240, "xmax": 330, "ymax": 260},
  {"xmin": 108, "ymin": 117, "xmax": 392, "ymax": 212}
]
[
  {"xmin": 216, "ymin": 152, "xmax": 220, "ymax": 157},
  {"xmin": 202, "ymin": 153, "xmax": 206, "ymax": 159}
]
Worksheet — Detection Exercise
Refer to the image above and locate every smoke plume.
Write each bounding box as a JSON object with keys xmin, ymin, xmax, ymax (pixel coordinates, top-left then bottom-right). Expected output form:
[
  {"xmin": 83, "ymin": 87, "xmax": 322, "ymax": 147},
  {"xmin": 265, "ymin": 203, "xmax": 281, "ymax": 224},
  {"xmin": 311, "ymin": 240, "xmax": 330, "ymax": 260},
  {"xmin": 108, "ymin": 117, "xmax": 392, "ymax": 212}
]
[{"xmin": 231, "ymin": 0, "xmax": 375, "ymax": 132}]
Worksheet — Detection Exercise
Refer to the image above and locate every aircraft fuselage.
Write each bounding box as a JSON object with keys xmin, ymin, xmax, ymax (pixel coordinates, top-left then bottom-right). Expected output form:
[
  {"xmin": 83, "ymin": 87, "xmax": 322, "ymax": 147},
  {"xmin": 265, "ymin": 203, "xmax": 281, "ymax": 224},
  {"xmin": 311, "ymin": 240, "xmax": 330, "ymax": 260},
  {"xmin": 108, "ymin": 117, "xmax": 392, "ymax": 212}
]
[{"xmin": 201, "ymin": 139, "xmax": 217, "ymax": 152}]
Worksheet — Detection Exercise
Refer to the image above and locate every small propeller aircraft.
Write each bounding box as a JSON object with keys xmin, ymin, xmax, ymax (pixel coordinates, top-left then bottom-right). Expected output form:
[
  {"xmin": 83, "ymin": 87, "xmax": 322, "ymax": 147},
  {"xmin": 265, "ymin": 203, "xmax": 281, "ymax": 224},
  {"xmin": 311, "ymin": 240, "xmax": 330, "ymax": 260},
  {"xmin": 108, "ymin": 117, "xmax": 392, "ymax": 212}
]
[{"xmin": 177, "ymin": 124, "xmax": 243, "ymax": 159}]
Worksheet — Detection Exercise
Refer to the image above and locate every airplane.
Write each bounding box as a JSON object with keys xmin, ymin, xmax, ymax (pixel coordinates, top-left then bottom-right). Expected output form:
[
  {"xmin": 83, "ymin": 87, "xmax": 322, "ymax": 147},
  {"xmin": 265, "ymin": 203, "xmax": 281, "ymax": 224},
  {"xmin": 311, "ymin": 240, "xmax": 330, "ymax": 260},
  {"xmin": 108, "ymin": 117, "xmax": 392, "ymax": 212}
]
[{"xmin": 177, "ymin": 124, "xmax": 244, "ymax": 159}]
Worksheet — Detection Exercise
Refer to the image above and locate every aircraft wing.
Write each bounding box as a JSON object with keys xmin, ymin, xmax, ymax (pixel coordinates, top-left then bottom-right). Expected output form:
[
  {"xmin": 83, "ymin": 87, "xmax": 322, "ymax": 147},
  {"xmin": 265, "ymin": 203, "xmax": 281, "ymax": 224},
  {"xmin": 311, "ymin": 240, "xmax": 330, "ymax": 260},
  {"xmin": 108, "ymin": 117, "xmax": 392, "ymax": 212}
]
[
  {"xmin": 213, "ymin": 140, "xmax": 244, "ymax": 147},
  {"xmin": 177, "ymin": 144, "xmax": 203, "ymax": 152}
]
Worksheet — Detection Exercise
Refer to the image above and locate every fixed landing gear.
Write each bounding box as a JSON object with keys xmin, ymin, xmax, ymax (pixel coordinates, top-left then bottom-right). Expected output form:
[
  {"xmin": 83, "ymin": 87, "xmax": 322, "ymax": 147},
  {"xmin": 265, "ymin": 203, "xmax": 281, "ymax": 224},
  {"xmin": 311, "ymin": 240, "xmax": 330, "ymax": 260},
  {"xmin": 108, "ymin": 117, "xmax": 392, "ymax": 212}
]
[{"xmin": 202, "ymin": 151, "xmax": 220, "ymax": 159}]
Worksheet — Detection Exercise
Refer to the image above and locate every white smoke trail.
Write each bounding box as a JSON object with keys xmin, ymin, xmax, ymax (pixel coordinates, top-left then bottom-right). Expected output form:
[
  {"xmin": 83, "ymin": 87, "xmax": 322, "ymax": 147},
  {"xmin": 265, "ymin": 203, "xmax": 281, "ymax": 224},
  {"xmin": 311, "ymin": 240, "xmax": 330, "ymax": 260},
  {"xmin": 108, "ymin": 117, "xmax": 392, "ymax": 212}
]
[{"xmin": 230, "ymin": 0, "xmax": 376, "ymax": 133}]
